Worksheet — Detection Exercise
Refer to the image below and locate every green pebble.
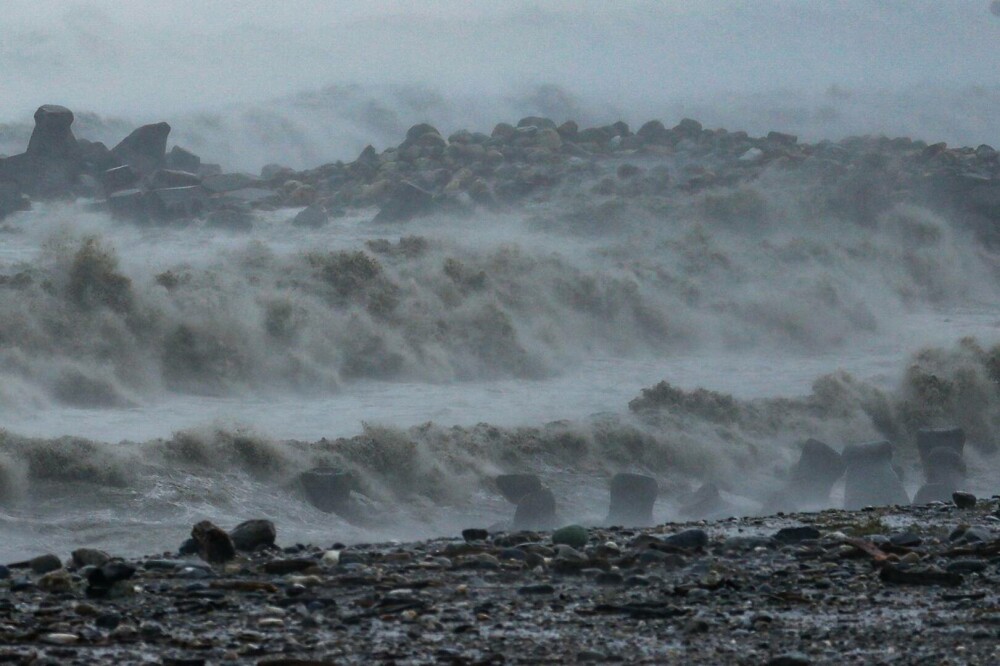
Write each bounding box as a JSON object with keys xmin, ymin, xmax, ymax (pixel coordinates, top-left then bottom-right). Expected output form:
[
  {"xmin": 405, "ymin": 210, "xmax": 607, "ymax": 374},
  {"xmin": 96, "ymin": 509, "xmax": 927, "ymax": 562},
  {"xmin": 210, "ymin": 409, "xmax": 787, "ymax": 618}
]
[{"xmin": 552, "ymin": 525, "xmax": 588, "ymax": 550}]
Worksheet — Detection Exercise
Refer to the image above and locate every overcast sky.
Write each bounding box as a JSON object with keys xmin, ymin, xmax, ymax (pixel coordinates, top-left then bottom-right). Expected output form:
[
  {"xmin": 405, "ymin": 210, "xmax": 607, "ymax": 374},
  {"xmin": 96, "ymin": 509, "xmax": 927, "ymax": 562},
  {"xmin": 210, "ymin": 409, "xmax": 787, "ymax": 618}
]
[{"xmin": 2, "ymin": 1, "xmax": 999, "ymax": 120}]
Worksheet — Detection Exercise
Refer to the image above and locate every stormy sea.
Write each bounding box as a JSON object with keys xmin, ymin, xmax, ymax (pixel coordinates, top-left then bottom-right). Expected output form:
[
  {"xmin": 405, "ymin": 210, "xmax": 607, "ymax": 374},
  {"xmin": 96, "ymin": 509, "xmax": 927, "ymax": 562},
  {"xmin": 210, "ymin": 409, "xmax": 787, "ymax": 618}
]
[{"xmin": 1, "ymin": 1, "xmax": 1000, "ymax": 565}]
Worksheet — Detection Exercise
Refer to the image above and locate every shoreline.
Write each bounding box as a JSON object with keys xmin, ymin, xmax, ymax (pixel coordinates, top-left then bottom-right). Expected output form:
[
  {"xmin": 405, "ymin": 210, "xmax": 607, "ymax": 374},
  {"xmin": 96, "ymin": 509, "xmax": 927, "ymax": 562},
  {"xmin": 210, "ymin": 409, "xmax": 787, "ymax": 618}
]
[{"xmin": 3, "ymin": 499, "xmax": 999, "ymax": 664}]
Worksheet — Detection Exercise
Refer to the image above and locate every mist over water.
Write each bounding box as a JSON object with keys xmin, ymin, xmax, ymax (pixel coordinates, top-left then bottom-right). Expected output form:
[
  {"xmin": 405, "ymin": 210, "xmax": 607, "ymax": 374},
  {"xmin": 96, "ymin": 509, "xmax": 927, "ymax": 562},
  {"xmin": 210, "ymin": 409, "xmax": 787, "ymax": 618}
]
[{"xmin": 2, "ymin": 1, "xmax": 1000, "ymax": 561}]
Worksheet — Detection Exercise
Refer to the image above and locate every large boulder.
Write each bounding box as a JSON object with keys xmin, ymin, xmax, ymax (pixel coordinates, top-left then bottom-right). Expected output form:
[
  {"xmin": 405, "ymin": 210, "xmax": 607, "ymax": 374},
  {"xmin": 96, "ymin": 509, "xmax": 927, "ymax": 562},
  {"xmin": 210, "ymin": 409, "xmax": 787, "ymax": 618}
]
[
  {"xmin": 373, "ymin": 180, "xmax": 435, "ymax": 223},
  {"xmin": 112, "ymin": 122, "xmax": 171, "ymax": 175}
]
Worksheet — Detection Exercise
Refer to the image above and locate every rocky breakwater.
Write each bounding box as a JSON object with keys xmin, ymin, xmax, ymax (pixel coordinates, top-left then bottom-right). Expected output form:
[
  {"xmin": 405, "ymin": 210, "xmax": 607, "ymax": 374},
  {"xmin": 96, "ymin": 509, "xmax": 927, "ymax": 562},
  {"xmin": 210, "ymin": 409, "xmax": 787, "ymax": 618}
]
[
  {"xmin": 263, "ymin": 114, "xmax": 1000, "ymax": 243},
  {"xmin": 5, "ymin": 499, "xmax": 1000, "ymax": 663},
  {"xmin": 5, "ymin": 106, "xmax": 999, "ymax": 241}
]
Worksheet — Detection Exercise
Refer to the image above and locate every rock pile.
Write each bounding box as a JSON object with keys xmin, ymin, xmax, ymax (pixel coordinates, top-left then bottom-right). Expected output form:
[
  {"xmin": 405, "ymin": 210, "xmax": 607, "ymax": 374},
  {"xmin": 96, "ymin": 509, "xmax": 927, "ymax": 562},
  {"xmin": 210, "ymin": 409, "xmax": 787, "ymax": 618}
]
[{"xmin": 2, "ymin": 106, "xmax": 998, "ymax": 245}]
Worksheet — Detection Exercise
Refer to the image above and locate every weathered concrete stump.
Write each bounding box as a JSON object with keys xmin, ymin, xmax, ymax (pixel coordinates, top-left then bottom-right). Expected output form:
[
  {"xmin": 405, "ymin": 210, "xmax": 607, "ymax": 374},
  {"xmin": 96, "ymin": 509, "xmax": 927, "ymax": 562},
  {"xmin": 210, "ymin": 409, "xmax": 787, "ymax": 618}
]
[
  {"xmin": 513, "ymin": 488, "xmax": 557, "ymax": 530},
  {"xmin": 912, "ymin": 482, "xmax": 954, "ymax": 505},
  {"xmin": 299, "ymin": 467, "xmax": 355, "ymax": 516},
  {"xmin": 495, "ymin": 474, "xmax": 543, "ymax": 504},
  {"xmin": 916, "ymin": 427, "xmax": 965, "ymax": 465},
  {"xmin": 605, "ymin": 472, "xmax": 658, "ymax": 526},
  {"xmin": 782, "ymin": 438, "xmax": 845, "ymax": 507},
  {"xmin": 842, "ymin": 440, "xmax": 909, "ymax": 509}
]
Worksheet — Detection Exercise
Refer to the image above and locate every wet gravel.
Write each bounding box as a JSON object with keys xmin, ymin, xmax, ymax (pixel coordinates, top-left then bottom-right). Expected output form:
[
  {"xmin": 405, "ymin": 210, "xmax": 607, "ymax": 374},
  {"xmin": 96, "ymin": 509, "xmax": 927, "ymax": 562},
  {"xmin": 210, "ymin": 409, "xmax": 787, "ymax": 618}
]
[{"xmin": 4, "ymin": 501, "xmax": 1000, "ymax": 664}]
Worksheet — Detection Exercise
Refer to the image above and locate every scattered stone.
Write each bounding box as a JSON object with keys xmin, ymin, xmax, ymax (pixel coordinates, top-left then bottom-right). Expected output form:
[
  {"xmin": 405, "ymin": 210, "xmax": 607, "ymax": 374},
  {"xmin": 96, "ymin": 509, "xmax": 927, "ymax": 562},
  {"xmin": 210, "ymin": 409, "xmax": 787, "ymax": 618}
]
[
  {"xmin": 953, "ymin": 491, "xmax": 977, "ymax": 509},
  {"xmin": 72, "ymin": 548, "xmax": 111, "ymax": 568},
  {"xmin": 191, "ymin": 520, "xmax": 236, "ymax": 564},
  {"xmin": 29, "ymin": 554, "xmax": 63, "ymax": 575},
  {"xmin": 662, "ymin": 528, "xmax": 709, "ymax": 550},
  {"xmin": 373, "ymin": 180, "xmax": 435, "ymax": 223},
  {"xmin": 461, "ymin": 528, "xmax": 488, "ymax": 543},
  {"xmin": 291, "ymin": 203, "xmax": 329, "ymax": 227},
  {"xmin": 552, "ymin": 525, "xmax": 588, "ymax": 550},
  {"xmin": 229, "ymin": 519, "xmax": 277, "ymax": 552},
  {"xmin": 773, "ymin": 526, "xmax": 821, "ymax": 544}
]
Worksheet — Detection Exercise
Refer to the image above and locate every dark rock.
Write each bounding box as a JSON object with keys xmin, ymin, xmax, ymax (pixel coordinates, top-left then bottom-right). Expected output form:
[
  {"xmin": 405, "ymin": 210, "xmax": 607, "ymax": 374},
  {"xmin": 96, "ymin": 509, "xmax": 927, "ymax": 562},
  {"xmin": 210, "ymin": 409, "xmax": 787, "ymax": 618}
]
[
  {"xmin": 76, "ymin": 138, "xmax": 120, "ymax": 172},
  {"xmin": 86, "ymin": 561, "xmax": 137, "ymax": 597},
  {"xmin": 166, "ymin": 146, "xmax": 201, "ymax": 173},
  {"xmin": 191, "ymin": 520, "xmax": 236, "ymax": 564},
  {"xmin": 178, "ymin": 538, "xmax": 199, "ymax": 556},
  {"xmin": 773, "ymin": 526, "xmax": 821, "ymax": 544},
  {"xmin": 218, "ymin": 187, "xmax": 276, "ymax": 208},
  {"xmin": 373, "ymin": 180, "xmax": 434, "ymax": 223},
  {"xmin": 149, "ymin": 169, "xmax": 201, "ymax": 189},
  {"xmin": 0, "ymin": 179, "xmax": 29, "ymax": 218},
  {"xmin": 202, "ymin": 173, "xmax": 262, "ymax": 193},
  {"xmin": 889, "ymin": 532, "xmax": 922, "ymax": 548},
  {"xmin": 516, "ymin": 116, "xmax": 557, "ymax": 130},
  {"xmin": 605, "ymin": 472, "xmax": 658, "ymax": 526},
  {"xmin": 491, "ymin": 123, "xmax": 517, "ymax": 141},
  {"xmin": 26, "ymin": 105, "xmax": 78, "ymax": 159},
  {"xmin": 404, "ymin": 123, "xmax": 441, "ymax": 143},
  {"xmin": 29, "ymin": 554, "xmax": 63, "ymax": 575},
  {"xmin": 663, "ymin": 528, "xmax": 709, "ymax": 550},
  {"xmin": 636, "ymin": 120, "xmax": 670, "ymax": 144},
  {"xmin": 95, "ymin": 612, "xmax": 121, "ymax": 630},
  {"xmin": 101, "ymin": 165, "xmax": 140, "ymax": 195},
  {"xmin": 229, "ymin": 519, "xmax": 277, "ymax": 552},
  {"xmin": 112, "ymin": 122, "xmax": 171, "ymax": 175},
  {"xmin": 72, "ymin": 549, "xmax": 111, "ymax": 568},
  {"xmin": 299, "ymin": 467, "xmax": 355, "ymax": 515},
  {"xmin": 291, "ymin": 203, "xmax": 329, "ymax": 228},
  {"xmin": 263, "ymin": 558, "xmax": 316, "ymax": 575},
  {"xmin": 461, "ymin": 528, "xmax": 488, "ymax": 542},
  {"xmin": 0, "ymin": 564, "xmax": 9, "ymax": 579},
  {"xmin": 552, "ymin": 525, "xmax": 588, "ymax": 549},
  {"xmin": 947, "ymin": 560, "xmax": 987, "ymax": 574},
  {"xmin": 674, "ymin": 118, "xmax": 703, "ymax": 138},
  {"xmin": 766, "ymin": 131, "xmax": 798, "ymax": 145},
  {"xmin": 518, "ymin": 583, "xmax": 555, "ymax": 595},
  {"xmin": 0, "ymin": 105, "xmax": 83, "ymax": 197},
  {"xmin": 513, "ymin": 488, "xmax": 557, "ymax": 530},
  {"xmin": 879, "ymin": 563, "xmax": 962, "ymax": 587},
  {"xmin": 953, "ymin": 491, "xmax": 977, "ymax": 509},
  {"xmin": 556, "ymin": 120, "xmax": 578, "ymax": 141},
  {"xmin": 145, "ymin": 186, "xmax": 207, "ymax": 219},
  {"xmin": 495, "ymin": 473, "xmax": 543, "ymax": 503},
  {"xmin": 107, "ymin": 188, "xmax": 146, "ymax": 220}
]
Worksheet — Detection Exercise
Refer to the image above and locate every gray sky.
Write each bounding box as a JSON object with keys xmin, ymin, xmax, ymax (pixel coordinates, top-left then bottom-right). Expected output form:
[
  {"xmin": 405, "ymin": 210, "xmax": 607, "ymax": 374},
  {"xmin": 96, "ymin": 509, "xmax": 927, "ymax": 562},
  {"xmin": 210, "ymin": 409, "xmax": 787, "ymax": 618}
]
[{"xmin": 2, "ymin": 1, "xmax": 998, "ymax": 119}]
